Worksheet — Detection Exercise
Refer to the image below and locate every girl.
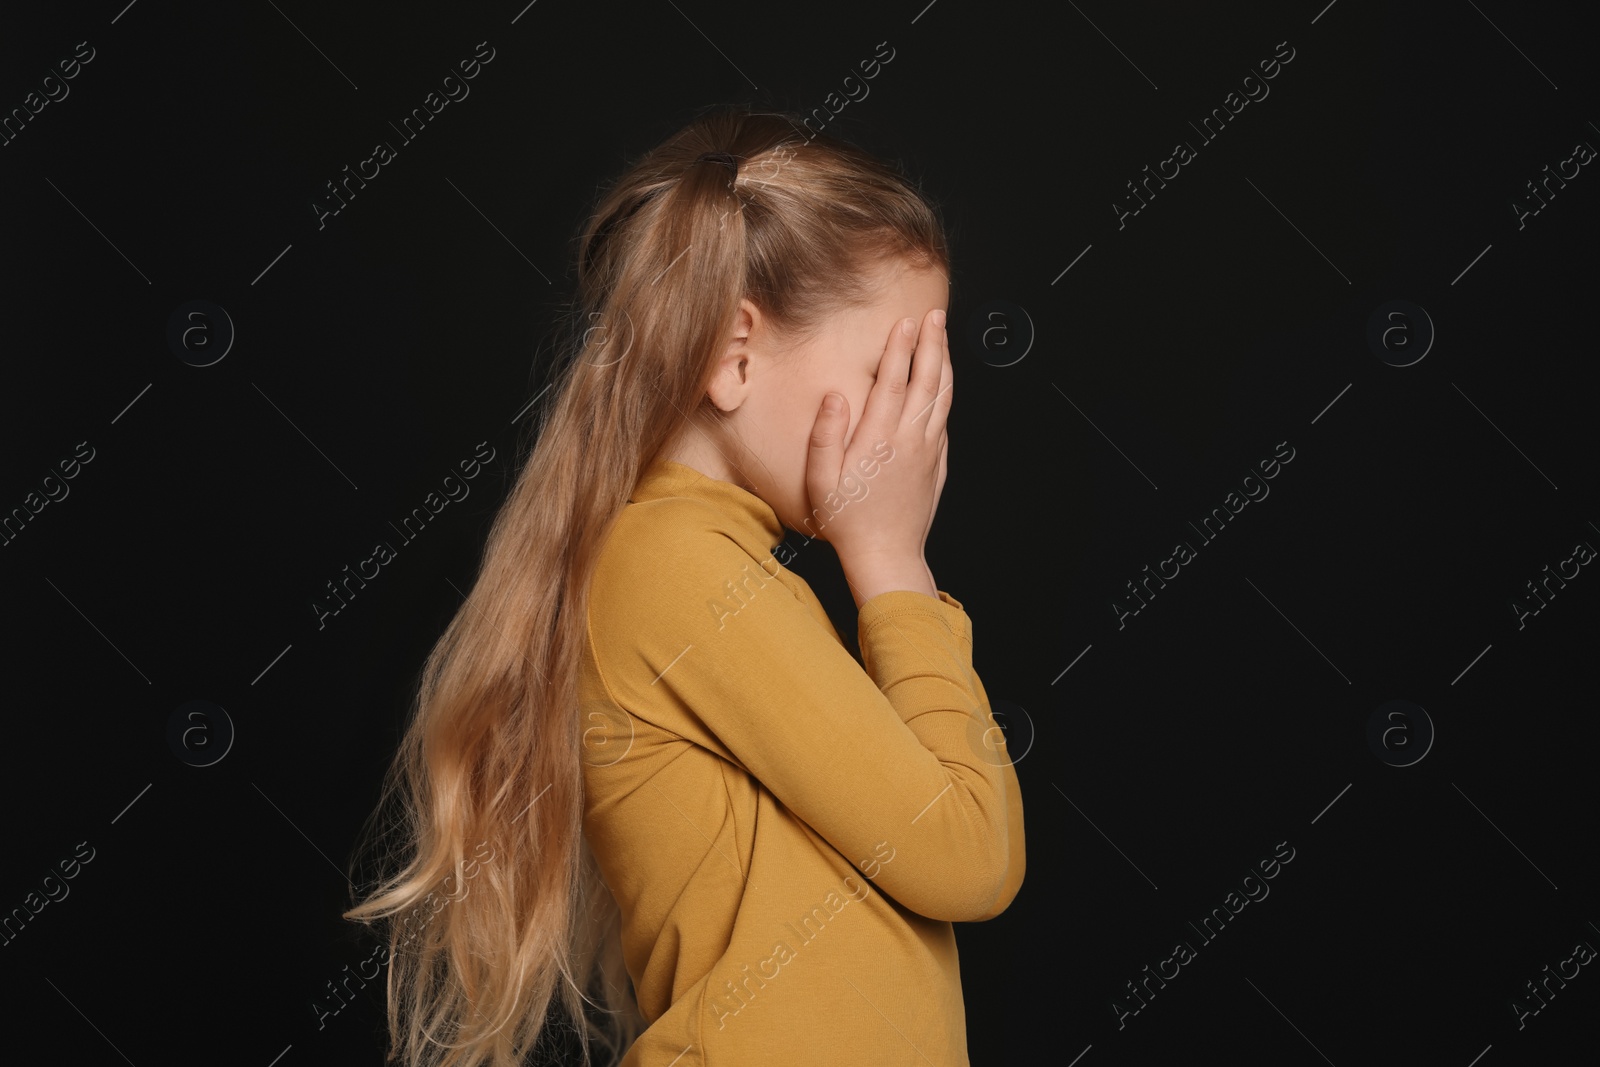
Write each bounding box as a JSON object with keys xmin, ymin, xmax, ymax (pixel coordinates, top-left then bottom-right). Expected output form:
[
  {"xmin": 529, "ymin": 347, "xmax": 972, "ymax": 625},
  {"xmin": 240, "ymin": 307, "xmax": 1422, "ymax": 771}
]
[{"xmin": 344, "ymin": 105, "xmax": 1025, "ymax": 1067}]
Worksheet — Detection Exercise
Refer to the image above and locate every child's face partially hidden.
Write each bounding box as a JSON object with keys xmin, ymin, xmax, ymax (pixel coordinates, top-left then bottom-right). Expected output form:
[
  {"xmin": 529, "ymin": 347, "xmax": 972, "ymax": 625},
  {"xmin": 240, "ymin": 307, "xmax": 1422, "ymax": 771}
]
[{"xmin": 656, "ymin": 255, "xmax": 950, "ymax": 541}]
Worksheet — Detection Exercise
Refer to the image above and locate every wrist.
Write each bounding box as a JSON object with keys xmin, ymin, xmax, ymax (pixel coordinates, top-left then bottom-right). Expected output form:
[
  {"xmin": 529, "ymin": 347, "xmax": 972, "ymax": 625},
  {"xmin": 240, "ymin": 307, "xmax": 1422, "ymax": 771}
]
[{"xmin": 842, "ymin": 553, "xmax": 937, "ymax": 608}]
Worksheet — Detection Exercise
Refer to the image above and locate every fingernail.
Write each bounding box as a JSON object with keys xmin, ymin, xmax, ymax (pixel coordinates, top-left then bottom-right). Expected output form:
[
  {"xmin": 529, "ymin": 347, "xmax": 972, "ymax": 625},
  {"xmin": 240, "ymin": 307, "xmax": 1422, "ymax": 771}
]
[
  {"xmin": 901, "ymin": 318, "xmax": 916, "ymax": 337},
  {"xmin": 823, "ymin": 393, "xmax": 842, "ymax": 413},
  {"xmin": 932, "ymin": 309, "xmax": 946, "ymax": 328}
]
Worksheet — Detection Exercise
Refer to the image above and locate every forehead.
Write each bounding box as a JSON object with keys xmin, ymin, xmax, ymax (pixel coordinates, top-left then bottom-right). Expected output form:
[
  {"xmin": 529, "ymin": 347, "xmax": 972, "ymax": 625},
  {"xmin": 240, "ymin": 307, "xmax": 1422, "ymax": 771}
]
[
  {"xmin": 867, "ymin": 257, "xmax": 950, "ymax": 312},
  {"xmin": 782, "ymin": 257, "xmax": 949, "ymax": 367}
]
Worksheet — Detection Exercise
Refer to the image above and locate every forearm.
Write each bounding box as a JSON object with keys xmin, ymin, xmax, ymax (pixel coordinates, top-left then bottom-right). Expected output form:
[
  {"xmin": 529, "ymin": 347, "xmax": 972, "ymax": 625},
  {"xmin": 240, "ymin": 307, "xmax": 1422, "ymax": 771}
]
[{"xmin": 852, "ymin": 582, "xmax": 1013, "ymax": 919}]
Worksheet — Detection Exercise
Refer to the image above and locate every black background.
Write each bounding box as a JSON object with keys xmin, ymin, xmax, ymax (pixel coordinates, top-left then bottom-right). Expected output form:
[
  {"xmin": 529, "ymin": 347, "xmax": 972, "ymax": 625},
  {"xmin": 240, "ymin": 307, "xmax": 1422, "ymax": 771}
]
[{"xmin": 2, "ymin": 1, "xmax": 1596, "ymax": 1064}]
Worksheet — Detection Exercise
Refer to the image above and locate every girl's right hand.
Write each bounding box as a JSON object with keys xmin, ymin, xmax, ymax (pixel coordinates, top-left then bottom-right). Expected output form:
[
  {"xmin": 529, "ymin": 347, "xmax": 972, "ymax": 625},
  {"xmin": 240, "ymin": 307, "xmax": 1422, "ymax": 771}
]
[{"xmin": 805, "ymin": 307, "xmax": 952, "ymax": 572}]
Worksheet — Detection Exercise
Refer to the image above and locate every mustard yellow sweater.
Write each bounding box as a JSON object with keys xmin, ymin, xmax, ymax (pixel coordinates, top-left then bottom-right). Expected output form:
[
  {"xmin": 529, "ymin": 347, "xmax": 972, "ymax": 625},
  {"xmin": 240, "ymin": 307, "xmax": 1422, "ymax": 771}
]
[{"xmin": 579, "ymin": 457, "xmax": 1026, "ymax": 1066}]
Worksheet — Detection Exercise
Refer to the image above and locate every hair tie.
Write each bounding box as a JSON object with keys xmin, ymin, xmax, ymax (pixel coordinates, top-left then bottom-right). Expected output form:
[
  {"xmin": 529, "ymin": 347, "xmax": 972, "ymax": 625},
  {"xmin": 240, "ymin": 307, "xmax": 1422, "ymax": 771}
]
[{"xmin": 695, "ymin": 151, "xmax": 739, "ymax": 173}]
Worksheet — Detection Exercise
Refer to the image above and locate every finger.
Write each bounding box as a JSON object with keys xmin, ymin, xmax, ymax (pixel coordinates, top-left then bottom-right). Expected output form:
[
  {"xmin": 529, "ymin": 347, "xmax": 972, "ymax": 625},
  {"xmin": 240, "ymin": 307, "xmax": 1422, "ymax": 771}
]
[
  {"xmin": 923, "ymin": 325, "xmax": 954, "ymax": 442},
  {"xmin": 856, "ymin": 315, "xmax": 917, "ymax": 447},
  {"xmin": 906, "ymin": 309, "xmax": 946, "ymax": 434},
  {"xmin": 806, "ymin": 391, "xmax": 850, "ymax": 508}
]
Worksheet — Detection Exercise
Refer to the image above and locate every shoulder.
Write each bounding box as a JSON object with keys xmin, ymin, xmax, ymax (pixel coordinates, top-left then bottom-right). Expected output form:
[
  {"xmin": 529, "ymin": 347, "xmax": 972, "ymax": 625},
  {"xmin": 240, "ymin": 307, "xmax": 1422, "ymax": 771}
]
[
  {"xmin": 586, "ymin": 494, "xmax": 797, "ymax": 708},
  {"xmin": 588, "ymin": 495, "xmax": 757, "ymax": 630},
  {"xmin": 595, "ymin": 493, "xmax": 734, "ymax": 580}
]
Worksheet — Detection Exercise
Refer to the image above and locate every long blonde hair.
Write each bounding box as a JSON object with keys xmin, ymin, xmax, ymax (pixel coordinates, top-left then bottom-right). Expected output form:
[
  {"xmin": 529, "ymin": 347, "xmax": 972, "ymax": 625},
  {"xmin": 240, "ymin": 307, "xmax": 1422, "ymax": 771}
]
[{"xmin": 342, "ymin": 103, "xmax": 951, "ymax": 1067}]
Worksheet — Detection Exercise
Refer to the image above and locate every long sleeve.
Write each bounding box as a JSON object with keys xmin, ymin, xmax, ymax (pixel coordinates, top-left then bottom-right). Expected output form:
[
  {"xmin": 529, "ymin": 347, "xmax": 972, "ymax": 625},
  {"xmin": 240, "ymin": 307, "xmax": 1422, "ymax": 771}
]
[
  {"xmin": 960, "ymin": 661, "xmax": 1026, "ymax": 921},
  {"xmin": 588, "ymin": 503, "xmax": 1016, "ymax": 923},
  {"xmin": 854, "ymin": 587, "xmax": 1026, "ymax": 920}
]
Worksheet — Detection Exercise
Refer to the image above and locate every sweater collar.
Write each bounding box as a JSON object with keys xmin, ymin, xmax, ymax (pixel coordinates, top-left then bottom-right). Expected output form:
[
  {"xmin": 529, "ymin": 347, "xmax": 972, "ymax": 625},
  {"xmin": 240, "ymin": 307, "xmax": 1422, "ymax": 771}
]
[{"xmin": 630, "ymin": 456, "xmax": 787, "ymax": 556}]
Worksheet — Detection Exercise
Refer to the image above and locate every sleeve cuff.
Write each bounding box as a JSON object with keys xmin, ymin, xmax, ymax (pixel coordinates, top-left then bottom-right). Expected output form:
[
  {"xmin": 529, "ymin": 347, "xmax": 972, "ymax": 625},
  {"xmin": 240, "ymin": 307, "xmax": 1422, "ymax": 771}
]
[{"xmin": 857, "ymin": 588, "xmax": 972, "ymax": 648}]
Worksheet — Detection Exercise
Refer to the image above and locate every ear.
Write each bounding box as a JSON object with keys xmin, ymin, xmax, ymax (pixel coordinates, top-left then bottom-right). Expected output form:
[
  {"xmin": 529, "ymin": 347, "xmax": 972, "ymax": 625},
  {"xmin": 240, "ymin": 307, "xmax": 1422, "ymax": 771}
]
[{"xmin": 705, "ymin": 298, "xmax": 761, "ymax": 413}]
